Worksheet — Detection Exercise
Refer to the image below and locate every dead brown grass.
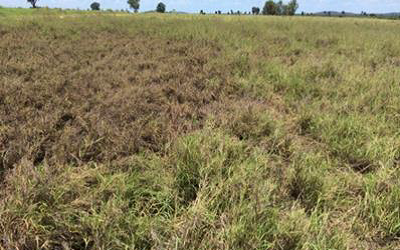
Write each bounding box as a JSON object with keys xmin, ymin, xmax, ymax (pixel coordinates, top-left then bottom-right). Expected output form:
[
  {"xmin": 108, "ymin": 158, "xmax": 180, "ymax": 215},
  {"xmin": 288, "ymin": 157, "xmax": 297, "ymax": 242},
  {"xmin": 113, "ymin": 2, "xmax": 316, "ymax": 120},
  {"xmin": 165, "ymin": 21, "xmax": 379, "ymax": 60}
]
[{"xmin": 0, "ymin": 25, "xmax": 238, "ymax": 173}]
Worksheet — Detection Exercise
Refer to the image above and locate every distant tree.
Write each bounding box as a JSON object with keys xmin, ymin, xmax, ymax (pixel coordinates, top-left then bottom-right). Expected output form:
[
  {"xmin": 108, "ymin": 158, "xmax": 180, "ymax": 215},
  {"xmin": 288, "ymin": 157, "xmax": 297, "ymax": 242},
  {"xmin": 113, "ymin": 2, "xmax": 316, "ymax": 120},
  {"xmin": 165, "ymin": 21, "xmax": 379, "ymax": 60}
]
[
  {"xmin": 341, "ymin": 11, "xmax": 345, "ymax": 15},
  {"xmin": 218, "ymin": 10, "xmax": 222, "ymax": 14},
  {"xmin": 237, "ymin": 10, "xmax": 241, "ymax": 15},
  {"xmin": 286, "ymin": 0, "xmax": 298, "ymax": 15},
  {"xmin": 252, "ymin": 7, "xmax": 260, "ymax": 15},
  {"xmin": 276, "ymin": 0, "xmax": 285, "ymax": 15},
  {"xmin": 301, "ymin": 11, "xmax": 304, "ymax": 16},
  {"xmin": 90, "ymin": 2, "xmax": 100, "ymax": 11},
  {"xmin": 262, "ymin": 0, "xmax": 277, "ymax": 15},
  {"xmin": 156, "ymin": 2, "xmax": 166, "ymax": 13},
  {"xmin": 230, "ymin": 9, "xmax": 234, "ymax": 14},
  {"xmin": 27, "ymin": 0, "xmax": 38, "ymax": 8},
  {"xmin": 127, "ymin": 0, "xmax": 140, "ymax": 13},
  {"xmin": 200, "ymin": 9, "xmax": 205, "ymax": 15},
  {"xmin": 261, "ymin": 0, "xmax": 299, "ymax": 15}
]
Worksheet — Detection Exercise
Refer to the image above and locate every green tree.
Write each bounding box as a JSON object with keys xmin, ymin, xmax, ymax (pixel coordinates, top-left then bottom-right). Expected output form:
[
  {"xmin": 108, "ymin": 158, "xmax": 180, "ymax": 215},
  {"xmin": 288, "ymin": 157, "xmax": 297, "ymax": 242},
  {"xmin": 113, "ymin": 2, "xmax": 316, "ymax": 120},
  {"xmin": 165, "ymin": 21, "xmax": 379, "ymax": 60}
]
[
  {"xmin": 90, "ymin": 2, "xmax": 100, "ymax": 10},
  {"xmin": 252, "ymin": 7, "xmax": 260, "ymax": 15},
  {"xmin": 287, "ymin": 0, "xmax": 299, "ymax": 15},
  {"xmin": 156, "ymin": 2, "xmax": 166, "ymax": 13},
  {"xmin": 276, "ymin": 0, "xmax": 285, "ymax": 15},
  {"xmin": 127, "ymin": 0, "xmax": 140, "ymax": 13},
  {"xmin": 27, "ymin": 0, "xmax": 38, "ymax": 8},
  {"xmin": 262, "ymin": 0, "xmax": 277, "ymax": 15}
]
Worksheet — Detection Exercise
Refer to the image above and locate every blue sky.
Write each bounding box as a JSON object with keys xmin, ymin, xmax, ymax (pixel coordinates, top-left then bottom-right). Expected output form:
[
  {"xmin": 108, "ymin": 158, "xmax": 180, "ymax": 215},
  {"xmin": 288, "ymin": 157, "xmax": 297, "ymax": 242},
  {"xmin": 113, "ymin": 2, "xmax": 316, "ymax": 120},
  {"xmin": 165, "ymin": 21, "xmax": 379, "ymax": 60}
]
[{"xmin": 1, "ymin": 0, "xmax": 400, "ymax": 13}]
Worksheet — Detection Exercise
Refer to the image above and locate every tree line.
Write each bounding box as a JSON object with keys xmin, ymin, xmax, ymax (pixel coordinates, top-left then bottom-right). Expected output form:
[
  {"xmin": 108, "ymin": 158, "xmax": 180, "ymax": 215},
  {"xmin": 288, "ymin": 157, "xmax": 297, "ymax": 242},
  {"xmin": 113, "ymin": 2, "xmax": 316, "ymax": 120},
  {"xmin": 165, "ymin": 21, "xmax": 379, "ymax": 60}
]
[
  {"xmin": 202, "ymin": 1, "xmax": 298, "ymax": 16},
  {"xmin": 27, "ymin": 0, "xmax": 298, "ymax": 15},
  {"xmin": 27, "ymin": 0, "xmax": 165, "ymax": 13},
  {"xmin": 93, "ymin": 0, "xmax": 166, "ymax": 13},
  {"xmin": 89, "ymin": 0, "xmax": 165, "ymax": 13}
]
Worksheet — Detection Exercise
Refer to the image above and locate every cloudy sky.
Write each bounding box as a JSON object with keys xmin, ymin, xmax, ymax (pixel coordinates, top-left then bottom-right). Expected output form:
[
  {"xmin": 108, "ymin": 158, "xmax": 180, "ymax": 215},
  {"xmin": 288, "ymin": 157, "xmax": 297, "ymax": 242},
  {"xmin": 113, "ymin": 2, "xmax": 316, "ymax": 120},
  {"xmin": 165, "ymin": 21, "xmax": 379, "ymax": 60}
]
[{"xmin": 1, "ymin": 0, "xmax": 400, "ymax": 13}]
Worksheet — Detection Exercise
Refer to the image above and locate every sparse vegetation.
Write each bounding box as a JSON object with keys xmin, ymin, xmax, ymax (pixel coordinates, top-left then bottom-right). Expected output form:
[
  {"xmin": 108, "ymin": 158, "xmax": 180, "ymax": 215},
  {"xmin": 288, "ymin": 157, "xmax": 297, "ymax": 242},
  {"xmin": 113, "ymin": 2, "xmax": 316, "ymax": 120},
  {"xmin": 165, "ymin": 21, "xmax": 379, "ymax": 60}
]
[{"xmin": 1, "ymin": 8, "xmax": 400, "ymax": 250}]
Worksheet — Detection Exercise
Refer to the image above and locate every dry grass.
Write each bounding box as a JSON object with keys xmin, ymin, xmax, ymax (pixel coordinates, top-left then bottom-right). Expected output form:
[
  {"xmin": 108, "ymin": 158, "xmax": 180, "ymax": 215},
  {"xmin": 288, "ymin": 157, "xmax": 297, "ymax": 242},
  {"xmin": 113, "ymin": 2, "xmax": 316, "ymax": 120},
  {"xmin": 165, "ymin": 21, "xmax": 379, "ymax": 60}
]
[
  {"xmin": 1, "ymin": 10, "xmax": 400, "ymax": 249},
  {"xmin": 0, "ymin": 22, "xmax": 234, "ymax": 169}
]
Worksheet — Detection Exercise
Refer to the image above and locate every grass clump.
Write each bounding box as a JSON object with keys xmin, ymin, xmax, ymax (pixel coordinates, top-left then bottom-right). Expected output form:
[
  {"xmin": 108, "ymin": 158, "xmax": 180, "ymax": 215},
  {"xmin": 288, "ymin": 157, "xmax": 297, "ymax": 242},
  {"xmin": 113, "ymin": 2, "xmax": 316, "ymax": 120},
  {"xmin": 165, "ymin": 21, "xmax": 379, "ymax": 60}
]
[
  {"xmin": 0, "ymin": 156, "xmax": 175, "ymax": 249},
  {"xmin": 288, "ymin": 165, "xmax": 324, "ymax": 212},
  {"xmin": 361, "ymin": 169, "xmax": 400, "ymax": 239},
  {"xmin": 301, "ymin": 114, "xmax": 398, "ymax": 174},
  {"xmin": 223, "ymin": 105, "xmax": 276, "ymax": 142}
]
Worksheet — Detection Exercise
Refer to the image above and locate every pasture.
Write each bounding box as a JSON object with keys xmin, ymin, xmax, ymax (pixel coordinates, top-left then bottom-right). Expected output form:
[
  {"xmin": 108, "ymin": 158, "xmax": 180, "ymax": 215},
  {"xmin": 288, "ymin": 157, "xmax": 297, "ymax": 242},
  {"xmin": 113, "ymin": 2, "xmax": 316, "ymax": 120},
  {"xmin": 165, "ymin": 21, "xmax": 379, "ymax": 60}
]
[{"xmin": 1, "ymin": 9, "xmax": 400, "ymax": 249}]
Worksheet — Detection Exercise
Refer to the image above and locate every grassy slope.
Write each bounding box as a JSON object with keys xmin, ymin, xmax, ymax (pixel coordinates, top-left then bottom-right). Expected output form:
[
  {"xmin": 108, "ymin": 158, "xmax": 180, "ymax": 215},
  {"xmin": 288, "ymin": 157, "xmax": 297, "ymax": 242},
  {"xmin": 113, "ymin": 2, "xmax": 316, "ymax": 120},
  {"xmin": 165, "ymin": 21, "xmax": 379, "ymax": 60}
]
[
  {"xmin": 1, "ymin": 9, "xmax": 400, "ymax": 249},
  {"xmin": 0, "ymin": 7, "xmax": 130, "ymax": 18},
  {"xmin": 0, "ymin": 7, "xmax": 81, "ymax": 16}
]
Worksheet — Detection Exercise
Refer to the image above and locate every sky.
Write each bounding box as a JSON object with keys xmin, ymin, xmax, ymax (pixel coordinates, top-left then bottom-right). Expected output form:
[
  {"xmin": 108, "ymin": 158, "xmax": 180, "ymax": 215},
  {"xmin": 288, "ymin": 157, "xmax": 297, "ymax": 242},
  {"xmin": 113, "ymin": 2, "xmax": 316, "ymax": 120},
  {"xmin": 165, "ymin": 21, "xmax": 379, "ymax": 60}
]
[{"xmin": 1, "ymin": 0, "xmax": 400, "ymax": 14}]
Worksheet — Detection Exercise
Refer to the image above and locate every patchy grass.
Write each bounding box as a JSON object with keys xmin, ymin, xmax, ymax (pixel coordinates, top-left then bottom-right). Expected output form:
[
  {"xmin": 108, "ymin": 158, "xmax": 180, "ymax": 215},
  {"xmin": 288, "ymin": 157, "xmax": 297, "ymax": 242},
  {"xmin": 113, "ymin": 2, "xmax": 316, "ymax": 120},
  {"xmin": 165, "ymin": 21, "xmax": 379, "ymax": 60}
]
[{"xmin": 1, "ymin": 10, "xmax": 400, "ymax": 249}]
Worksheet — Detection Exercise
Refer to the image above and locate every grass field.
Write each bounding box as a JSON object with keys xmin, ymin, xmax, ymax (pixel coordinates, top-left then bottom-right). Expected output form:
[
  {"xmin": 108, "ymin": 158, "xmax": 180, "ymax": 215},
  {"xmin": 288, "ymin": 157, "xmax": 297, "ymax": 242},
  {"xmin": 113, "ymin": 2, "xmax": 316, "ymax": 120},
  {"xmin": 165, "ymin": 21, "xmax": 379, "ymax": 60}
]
[{"xmin": 1, "ymin": 9, "xmax": 400, "ymax": 249}]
